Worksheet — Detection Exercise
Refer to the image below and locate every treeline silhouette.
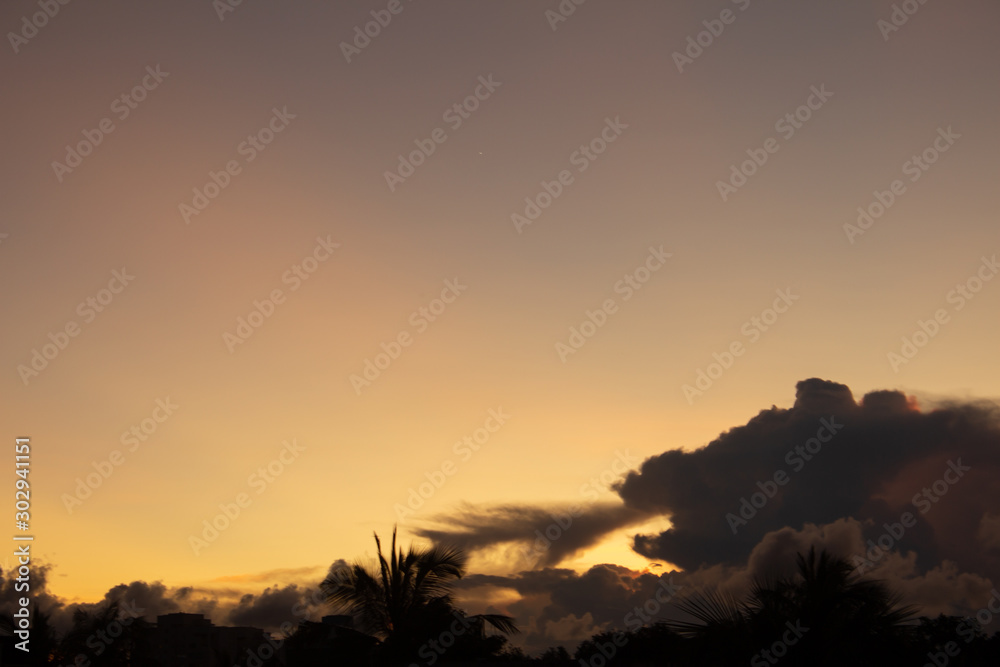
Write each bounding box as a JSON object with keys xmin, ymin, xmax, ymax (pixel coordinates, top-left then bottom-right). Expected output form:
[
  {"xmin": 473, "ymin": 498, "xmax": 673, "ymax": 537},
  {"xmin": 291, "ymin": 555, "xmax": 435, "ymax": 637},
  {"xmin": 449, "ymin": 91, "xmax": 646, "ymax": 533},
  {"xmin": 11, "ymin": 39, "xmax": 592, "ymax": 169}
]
[{"xmin": 4, "ymin": 536, "xmax": 1000, "ymax": 665}]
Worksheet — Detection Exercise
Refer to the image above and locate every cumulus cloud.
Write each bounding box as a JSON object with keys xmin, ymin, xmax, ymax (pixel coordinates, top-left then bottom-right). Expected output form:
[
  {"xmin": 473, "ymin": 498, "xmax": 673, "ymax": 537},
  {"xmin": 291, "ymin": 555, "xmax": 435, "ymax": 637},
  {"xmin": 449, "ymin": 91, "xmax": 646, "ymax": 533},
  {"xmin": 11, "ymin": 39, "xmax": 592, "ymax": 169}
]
[
  {"xmin": 0, "ymin": 561, "xmax": 342, "ymax": 637},
  {"xmin": 418, "ymin": 379, "xmax": 1000, "ymax": 650},
  {"xmin": 455, "ymin": 564, "xmax": 685, "ymax": 654},
  {"xmin": 227, "ymin": 583, "xmax": 328, "ymax": 631},
  {"xmin": 618, "ymin": 378, "xmax": 1000, "ymax": 590},
  {"xmin": 6, "ymin": 380, "xmax": 998, "ymax": 654},
  {"xmin": 453, "ymin": 519, "xmax": 999, "ymax": 653},
  {"xmin": 0, "ymin": 562, "xmax": 66, "ymax": 630}
]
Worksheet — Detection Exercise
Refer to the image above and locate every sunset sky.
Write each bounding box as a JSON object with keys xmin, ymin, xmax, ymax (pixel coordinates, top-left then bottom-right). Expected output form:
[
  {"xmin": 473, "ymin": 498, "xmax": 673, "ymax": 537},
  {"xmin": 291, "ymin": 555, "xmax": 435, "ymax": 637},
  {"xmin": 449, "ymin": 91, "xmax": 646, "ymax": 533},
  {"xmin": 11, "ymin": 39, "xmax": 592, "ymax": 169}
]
[{"xmin": 2, "ymin": 0, "xmax": 999, "ymax": 654}]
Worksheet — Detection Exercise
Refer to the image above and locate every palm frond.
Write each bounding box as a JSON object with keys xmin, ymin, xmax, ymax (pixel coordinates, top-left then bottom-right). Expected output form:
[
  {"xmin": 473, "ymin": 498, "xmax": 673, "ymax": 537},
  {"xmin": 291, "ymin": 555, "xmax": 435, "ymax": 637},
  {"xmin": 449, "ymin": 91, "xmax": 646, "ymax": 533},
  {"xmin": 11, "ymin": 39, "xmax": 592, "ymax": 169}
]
[
  {"xmin": 475, "ymin": 613, "xmax": 520, "ymax": 636},
  {"xmin": 669, "ymin": 588, "xmax": 747, "ymax": 636},
  {"xmin": 322, "ymin": 527, "xmax": 519, "ymax": 648}
]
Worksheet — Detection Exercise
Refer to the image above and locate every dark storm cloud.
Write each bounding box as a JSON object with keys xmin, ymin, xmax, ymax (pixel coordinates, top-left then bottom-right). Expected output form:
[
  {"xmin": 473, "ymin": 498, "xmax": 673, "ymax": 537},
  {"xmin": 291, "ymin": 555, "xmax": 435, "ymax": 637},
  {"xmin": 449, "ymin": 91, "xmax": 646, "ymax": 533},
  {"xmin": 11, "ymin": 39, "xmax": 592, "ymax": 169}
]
[
  {"xmin": 0, "ymin": 562, "xmax": 66, "ymax": 629},
  {"xmin": 418, "ymin": 380, "xmax": 1000, "ymax": 583},
  {"xmin": 422, "ymin": 380, "xmax": 1000, "ymax": 650},
  {"xmin": 457, "ymin": 565, "xmax": 684, "ymax": 653},
  {"xmin": 618, "ymin": 379, "xmax": 1000, "ymax": 584},
  {"xmin": 227, "ymin": 584, "xmax": 326, "ymax": 630},
  {"xmin": 455, "ymin": 518, "xmax": 1000, "ymax": 653},
  {"xmin": 412, "ymin": 502, "xmax": 653, "ymax": 567},
  {"xmin": 0, "ymin": 564, "xmax": 180, "ymax": 638},
  {"xmin": 452, "ymin": 523, "xmax": 871, "ymax": 651},
  {"xmin": 82, "ymin": 581, "xmax": 189, "ymax": 622},
  {"xmin": 0, "ymin": 561, "xmax": 339, "ymax": 636}
]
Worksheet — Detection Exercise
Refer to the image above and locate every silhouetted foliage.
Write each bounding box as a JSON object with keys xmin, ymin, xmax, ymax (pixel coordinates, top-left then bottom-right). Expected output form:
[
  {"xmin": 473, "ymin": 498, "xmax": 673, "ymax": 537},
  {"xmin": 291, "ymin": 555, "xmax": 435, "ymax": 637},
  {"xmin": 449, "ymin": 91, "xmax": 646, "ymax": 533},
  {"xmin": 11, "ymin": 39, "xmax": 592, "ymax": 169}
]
[
  {"xmin": 538, "ymin": 645, "xmax": 571, "ymax": 663},
  {"xmin": 666, "ymin": 547, "xmax": 918, "ymax": 665},
  {"xmin": 545, "ymin": 548, "xmax": 999, "ymax": 666},
  {"xmin": 282, "ymin": 617, "xmax": 377, "ymax": 666},
  {"xmin": 321, "ymin": 525, "xmax": 519, "ymax": 665},
  {"xmin": 7, "ymin": 546, "xmax": 999, "ymax": 666},
  {"xmin": 50, "ymin": 599, "xmax": 154, "ymax": 666}
]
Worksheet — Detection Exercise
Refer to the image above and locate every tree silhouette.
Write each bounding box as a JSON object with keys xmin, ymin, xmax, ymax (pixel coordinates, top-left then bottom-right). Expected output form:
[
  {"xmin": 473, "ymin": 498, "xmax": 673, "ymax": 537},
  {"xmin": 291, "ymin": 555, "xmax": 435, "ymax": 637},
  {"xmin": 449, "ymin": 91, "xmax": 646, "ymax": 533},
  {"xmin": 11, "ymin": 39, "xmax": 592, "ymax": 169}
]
[
  {"xmin": 321, "ymin": 526, "xmax": 518, "ymax": 664},
  {"xmin": 539, "ymin": 645, "xmax": 571, "ymax": 663},
  {"xmin": 51, "ymin": 599, "xmax": 153, "ymax": 667},
  {"xmin": 669, "ymin": 547, "xmax": 919, "ymax": 666}
]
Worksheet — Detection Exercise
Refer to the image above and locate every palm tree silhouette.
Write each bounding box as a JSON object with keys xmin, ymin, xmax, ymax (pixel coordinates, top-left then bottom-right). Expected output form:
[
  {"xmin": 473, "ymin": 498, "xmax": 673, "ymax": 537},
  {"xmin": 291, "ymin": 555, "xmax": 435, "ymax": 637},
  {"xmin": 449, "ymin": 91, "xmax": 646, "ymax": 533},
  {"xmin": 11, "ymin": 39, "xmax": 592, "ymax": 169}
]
[
  {"xmin": 51, "ymin": 600, "xmax": 152, "ymax": 666},
  {"xmin": 321, "ymin": 526, "xmax": 518, "ymax": 663},
  {"xmin": 669, "ymin": 547, "xmax": 918, "ymax": 666}
]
